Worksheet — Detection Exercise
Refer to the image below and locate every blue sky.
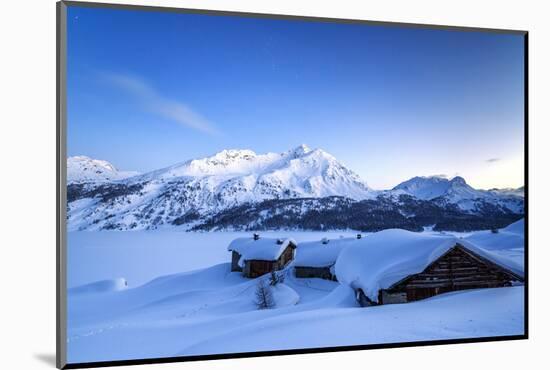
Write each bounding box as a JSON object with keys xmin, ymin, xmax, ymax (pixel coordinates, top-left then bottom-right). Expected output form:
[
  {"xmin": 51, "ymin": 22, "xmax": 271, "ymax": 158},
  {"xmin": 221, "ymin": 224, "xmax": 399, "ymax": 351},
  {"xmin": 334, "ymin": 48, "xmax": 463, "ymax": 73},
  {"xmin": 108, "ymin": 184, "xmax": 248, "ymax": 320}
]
[{"xmin": 67, "ymin": 6, "xmax": 525, "ymax": 190}]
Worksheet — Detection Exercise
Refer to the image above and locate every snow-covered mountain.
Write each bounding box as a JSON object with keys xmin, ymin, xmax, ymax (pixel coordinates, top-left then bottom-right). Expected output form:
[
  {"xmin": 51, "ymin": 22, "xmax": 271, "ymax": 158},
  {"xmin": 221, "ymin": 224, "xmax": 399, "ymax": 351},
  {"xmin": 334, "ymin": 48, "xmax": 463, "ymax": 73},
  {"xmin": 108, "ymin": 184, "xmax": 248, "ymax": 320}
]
[
  {"xmin": 67, "ymin": 147, "xmax": 524, "ymax": 231},
  {"xmin": 392, "ymin": 176, "xmax": 480, "ymax": 200},
  {"xmin": 390, "ymin": 175, "xmax": 524, "ymax": 213},
  {"xmin": 489, "ymin": 186, "xmax": 524, "ymax": 198},
  {"xmin": 132, "ymin": 144, "xmax": 374, "ymax": 200},
  {"xmin": 68, "ymin": 156, "xmax": 139, "ymax": 184},
  {"xmin": 67, "ymin": 145, "xmax": 376, "ymax": 231}
]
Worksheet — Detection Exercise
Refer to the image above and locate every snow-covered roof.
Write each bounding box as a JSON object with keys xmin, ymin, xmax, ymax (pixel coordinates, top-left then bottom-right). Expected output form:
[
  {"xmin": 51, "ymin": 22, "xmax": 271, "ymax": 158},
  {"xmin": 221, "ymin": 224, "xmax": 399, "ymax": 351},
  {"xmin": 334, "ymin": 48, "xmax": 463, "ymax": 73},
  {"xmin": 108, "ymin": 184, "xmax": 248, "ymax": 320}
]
[
  {"xmin": 335, "ymin": 229, "xmax": 524, "ymax": 302},
  {"xmin": 294, "ymin": 238, "xmax": 356, "ymax": 267},
  {"xmin": 228, "ymin": 237, "xmax": 297, "ymax": 263},
  {"xmin": 463, "ymin": 218, "xmax": 525, "ymax": 276}
]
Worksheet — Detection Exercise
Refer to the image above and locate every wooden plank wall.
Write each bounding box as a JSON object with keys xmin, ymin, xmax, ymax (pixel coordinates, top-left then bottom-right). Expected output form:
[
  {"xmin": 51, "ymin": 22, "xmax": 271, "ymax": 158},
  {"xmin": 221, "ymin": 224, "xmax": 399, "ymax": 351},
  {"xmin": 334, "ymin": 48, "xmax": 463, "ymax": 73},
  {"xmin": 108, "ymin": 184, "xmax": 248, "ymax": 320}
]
[{"xmin": 383, "ymin": 246, "xmax": 516, "ymax": 302}]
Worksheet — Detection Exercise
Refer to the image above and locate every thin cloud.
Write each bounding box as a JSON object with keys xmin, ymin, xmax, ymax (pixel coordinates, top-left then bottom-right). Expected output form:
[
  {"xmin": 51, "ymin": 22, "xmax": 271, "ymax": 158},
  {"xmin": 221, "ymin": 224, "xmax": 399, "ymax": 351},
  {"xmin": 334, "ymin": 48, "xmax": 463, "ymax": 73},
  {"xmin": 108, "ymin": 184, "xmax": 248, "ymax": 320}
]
[
  {"xmin": 101, "ymin": 72, "xmax": 220, "ymax": 135},
  {"xmin": 486, "ymin": 158, "xmax": 501, "ymax": 163}
]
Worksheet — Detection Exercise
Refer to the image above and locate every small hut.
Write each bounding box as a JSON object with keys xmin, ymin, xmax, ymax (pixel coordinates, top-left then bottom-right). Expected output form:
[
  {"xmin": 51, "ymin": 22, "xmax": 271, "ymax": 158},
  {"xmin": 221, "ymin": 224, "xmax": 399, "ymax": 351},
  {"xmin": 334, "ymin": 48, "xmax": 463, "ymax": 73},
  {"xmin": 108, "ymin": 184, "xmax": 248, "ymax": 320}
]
[
  {"xmin": 294, "ymin": 238, "xmax": 355, "ymax": 281},
  {"xmin": 335, "ymin": 229, "xmax": 524, "ymax": 307},
  {"xmin": 228, "ymin": 236, "xmax": 297, "ymax": 278}
]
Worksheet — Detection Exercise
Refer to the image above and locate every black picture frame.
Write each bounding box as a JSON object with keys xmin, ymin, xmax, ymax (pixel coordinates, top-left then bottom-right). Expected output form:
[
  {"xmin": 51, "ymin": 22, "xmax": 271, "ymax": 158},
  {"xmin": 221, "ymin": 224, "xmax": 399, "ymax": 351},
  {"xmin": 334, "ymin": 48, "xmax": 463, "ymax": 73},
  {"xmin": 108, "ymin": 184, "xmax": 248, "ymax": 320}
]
[{"xmin": 56, "ymin": 1, "xmax": 529, "ymax": 368}]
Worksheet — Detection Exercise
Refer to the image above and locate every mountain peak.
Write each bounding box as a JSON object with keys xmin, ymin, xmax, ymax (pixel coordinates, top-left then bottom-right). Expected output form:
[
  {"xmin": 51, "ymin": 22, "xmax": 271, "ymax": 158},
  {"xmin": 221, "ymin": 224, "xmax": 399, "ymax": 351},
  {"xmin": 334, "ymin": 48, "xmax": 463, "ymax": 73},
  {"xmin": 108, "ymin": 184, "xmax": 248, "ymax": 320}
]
[
  {"xmin": 69, "ymin": 155, "xmax": 117, "ymax": 172},
  {"xmin": 67, "ymin": 156, "xmax": 139, "ymax": 184},
  {"xmin": 215, "ymin": 149, "xmax": 256, "ymax": 160},
  {"xmin": 123, "ymin": 145, "xmax": 375, "ymax": 205},
  {"xmin": 393, "ymin": 175, "xmax": 473, "ymax": 200},
  {"xmin": 450, "ymin": 176, "xmax": 467, "ymax": 186},
  {"xmin": 392, "ymin": 174, "xmax": 504, "ymax": 210},
  {"xmin": 287, "ymin": 144, "xmax": 312, "ymax": 157}
]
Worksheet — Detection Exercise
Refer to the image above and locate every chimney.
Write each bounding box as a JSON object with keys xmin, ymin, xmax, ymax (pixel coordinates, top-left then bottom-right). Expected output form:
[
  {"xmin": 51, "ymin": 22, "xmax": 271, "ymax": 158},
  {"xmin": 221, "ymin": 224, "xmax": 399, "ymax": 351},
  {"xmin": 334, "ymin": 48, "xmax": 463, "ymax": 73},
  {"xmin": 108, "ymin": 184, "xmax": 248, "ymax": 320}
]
[
  {"xmin": 357, "ymin": 234, "xmax": 362, "ymax": 239},
  {"xmin": 253, "ymin": 233, "xmax": 260, "ymax": 241}
]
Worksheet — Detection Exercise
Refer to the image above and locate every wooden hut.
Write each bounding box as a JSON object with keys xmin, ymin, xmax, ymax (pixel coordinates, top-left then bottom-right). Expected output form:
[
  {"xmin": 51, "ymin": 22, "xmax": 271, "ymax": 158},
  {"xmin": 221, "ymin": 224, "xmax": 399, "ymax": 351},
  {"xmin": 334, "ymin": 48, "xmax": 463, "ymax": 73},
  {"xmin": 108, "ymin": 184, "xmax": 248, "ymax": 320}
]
[
  {"xmin": 228, "ymin": 236, "xmax": 297, "ymax": 278},
  {"xmin": 356, "ymin": 243, "xmax": 524, "ymax": 306},
  {"xmin": 294, "ymin": 238, "xmax": 355, "ymax": 281},
  {"xmin": 334, "ymin": 229, "xmax": 524, "ymax": 307}
]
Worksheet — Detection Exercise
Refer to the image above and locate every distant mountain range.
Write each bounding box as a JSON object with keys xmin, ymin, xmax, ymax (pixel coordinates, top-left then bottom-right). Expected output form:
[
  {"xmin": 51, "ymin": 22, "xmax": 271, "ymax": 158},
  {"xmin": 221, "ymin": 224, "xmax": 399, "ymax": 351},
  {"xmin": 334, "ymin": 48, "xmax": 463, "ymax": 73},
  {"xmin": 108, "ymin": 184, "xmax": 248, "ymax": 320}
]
[{"xmin": 67, "ymin": 145, "xmax": 524, "ymax": 232}]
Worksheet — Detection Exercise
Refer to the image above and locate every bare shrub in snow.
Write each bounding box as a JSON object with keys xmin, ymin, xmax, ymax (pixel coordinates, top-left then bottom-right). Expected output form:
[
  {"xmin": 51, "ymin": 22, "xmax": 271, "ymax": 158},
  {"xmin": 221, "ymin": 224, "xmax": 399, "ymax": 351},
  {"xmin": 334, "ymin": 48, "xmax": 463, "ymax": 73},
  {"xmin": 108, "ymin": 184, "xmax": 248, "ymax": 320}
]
[
  {"xmin": 269, "ymin": 271, "xmax": 285, "ymax": 286},
  {"xmin": 255, "ymin": 278, "xmax": 275, "ymax": 309}
]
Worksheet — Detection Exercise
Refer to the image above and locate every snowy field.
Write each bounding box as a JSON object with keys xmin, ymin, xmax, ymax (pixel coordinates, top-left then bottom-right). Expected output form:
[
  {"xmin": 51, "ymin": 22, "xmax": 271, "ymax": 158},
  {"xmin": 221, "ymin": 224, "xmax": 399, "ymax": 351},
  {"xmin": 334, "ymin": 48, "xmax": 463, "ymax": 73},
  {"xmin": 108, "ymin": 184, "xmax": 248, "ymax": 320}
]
[
  {"xmin": 68, "ymin": 231, "xmax": 360, "ymax": 288},
  {"xmin": 67, "ymin": 225, "xmax": 525, "ymax": 364}
]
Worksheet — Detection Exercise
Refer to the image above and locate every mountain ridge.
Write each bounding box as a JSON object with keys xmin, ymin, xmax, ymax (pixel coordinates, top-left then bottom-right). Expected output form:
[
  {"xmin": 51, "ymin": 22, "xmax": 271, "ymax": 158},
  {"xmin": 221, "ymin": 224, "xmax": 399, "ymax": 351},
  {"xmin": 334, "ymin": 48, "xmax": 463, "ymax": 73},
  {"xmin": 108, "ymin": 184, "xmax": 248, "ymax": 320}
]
[{"xmin": 66, "ymin": 146, "xmax": 524, "ymax": 231}]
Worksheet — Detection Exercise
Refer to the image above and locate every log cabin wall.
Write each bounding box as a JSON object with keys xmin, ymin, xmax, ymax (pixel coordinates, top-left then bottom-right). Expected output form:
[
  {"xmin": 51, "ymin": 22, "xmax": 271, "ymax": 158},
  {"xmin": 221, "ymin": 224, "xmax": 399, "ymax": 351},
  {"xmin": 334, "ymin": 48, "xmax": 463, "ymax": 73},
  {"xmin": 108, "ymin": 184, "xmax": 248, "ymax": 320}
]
[
  {"xmin": 294, "ymin": 266, "xmax": 335, "ymax": 280},
  {"xmin": 381, "ymin": 245, "xmax": 519, "ymax": 303},
  {"xmin": 380, "ymin": 290, "xmax": 407, "ymax": 304},
  {"xmin": 246, "ymin": 260, "xmax": 276, "ymax": 278},
  {"xmin": 243, "ymin": 245, "xmax": 296, "ymax": 278}
]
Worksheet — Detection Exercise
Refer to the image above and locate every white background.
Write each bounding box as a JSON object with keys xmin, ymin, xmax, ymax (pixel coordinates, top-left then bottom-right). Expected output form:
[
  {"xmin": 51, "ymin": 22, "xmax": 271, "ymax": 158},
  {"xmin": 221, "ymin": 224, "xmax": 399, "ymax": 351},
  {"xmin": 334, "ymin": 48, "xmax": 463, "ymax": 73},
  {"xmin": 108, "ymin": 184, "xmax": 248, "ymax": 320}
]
[{"xmin": 1, "ymin": 0, "xmax": 548, "ymax": 369}]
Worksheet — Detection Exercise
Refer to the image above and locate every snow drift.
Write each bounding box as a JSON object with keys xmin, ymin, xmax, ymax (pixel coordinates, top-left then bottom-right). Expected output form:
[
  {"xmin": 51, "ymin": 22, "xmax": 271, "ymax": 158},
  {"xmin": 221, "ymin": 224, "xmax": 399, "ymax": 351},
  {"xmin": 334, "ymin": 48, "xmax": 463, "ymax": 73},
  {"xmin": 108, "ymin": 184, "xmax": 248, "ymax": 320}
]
[
  {"xmin": 68, "ymin": 278, "xmax": 128, "ymax": 295},
  {"xmin": 66, "ymin": 227, "xmax": 525, "ymax": 363}
]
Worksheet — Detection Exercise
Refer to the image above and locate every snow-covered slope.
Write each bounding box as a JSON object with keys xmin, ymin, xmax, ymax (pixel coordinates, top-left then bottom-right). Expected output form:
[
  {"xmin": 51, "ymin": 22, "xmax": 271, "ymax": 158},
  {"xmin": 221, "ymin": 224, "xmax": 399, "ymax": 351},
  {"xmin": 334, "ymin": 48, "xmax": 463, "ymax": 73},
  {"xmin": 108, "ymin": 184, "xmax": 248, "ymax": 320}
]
[
  {"xmin": 67, "ymin": 256, "xmax": 524, "ymax": 363},
  {"xmin": 502, "ymin": 218, "xmax": 524, "ymax": 234},
  {"xmin": 67, "ymin": 146, "xmax": 376, "ymax": 230},
  {"xmin": 134, "ymin": 144, "xmax": 374, "ymax": 200},
  {"xmin": 68, "ymin": 278, "xmax": 128, "ymax": 296},
  {"xmin": 68, "ymin": 156, "xmax": 139, "ymax": 184},
  {"xmin": 180, "ymin": 286, "xmax": 523, "ymax": 357}
]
